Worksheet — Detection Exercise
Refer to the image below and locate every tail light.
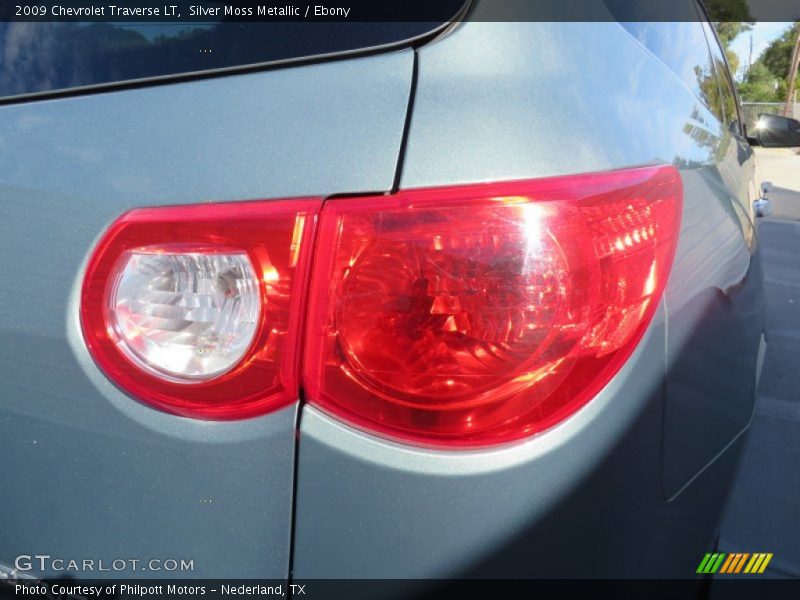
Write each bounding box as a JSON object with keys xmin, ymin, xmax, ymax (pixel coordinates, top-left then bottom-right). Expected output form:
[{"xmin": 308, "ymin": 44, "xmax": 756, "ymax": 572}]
[
  {"xmin": 80, "ymin": 199, "xmax": 319, "ymax": 419},
  {"xmin": 303, "ymin": 166, "xmax": 681, "ymax": 446},
  {"xmin": 81, "ymin": 166, "xmax": 681, "ymax": 446}
]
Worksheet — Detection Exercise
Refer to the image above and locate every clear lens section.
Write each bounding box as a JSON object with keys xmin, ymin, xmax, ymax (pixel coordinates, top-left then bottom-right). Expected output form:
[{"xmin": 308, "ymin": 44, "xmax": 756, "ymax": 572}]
[{"xmin": 110, "ymin": 249, "xmax": 261, "ymax": 381}]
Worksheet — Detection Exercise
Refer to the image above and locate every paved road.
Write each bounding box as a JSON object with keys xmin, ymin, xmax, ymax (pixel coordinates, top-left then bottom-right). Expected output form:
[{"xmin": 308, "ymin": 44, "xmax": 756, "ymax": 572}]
[
  {"xmin": 755, "ymin": 147, "xmax": 800, "ymax": 220},
  {"xmin": 717, "ymin": 147, "xmax": 800, "ymax": 578}
]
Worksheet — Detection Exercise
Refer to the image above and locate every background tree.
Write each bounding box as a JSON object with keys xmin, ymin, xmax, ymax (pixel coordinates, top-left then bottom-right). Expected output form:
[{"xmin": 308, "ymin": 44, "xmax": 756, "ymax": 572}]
[
  {"xmin": 738, "ymin": 61, "xmax": 780, "ymax": 101},
  {"xmin": 707, "ymin": 0, "xmax": 753, "ymax": 76},
  {"xmin": 714, "ymin": 22, "xmax": 752, "ymax": 47},
  {"xmin": 712, "ymin": 21, "xmax": 753, "ymax": 82},
  {"xmin": 706, "ymin": 0, "xmax": 752, "ymax": 24},
  {"xmin": 762, "ymin": 22, "xmax": 800, "ymax": 82}
]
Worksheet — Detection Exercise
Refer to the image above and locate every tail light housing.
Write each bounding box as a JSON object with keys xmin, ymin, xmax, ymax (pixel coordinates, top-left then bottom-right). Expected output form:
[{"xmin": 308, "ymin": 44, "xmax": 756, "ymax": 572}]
[
  {"xmin": 303, "ymin": 166, "xmax": 681, "ymax": 446},
  {"xmin": 82, "ymin": 166, "xmax": 681, "ymax": 446},
  {"xmin": 80, "ymin": 199, "xmax": 319, "ymax": 419}
]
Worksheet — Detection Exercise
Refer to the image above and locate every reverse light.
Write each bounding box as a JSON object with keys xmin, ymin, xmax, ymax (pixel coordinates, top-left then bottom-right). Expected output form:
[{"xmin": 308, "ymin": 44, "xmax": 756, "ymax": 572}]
[
  {"xmin": 303, "ymin": 166, "xmax": 682, "ymax": 447},
  {"xmin": 110, "ymin": 249, "xmax": 261, "ymax": 381},
  {"xmin": 80, "ymin": 199, "xmax": 319, "ymax": 420}
]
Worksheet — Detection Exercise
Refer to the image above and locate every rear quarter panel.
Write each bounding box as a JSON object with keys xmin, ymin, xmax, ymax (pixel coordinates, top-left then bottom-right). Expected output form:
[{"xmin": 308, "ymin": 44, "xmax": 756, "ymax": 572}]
[
  {"xmin": 0, "ymin": 50, "xmax": 413, "ymax": 578},
  {"xmin": 292, "ymin": 16, "xmax": 762, "ymax": 578}
]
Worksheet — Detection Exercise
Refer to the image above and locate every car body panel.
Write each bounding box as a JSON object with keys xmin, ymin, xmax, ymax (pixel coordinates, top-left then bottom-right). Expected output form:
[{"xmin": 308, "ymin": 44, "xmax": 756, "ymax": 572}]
[
  {"xmin": 662, "ymin": 152, "xmax": 763, "ymax": 499},
  {"xmin": 0, "ymin": 49, "xmax": 413, "ymax": 578},
  {"xmin": 661, "ymin": 17, "xmax": 764, "ymax": 499},
  {"xmin": 292, "ymin": 16, "xmax": 762, "ymax": 577},
  {"xmin": 0, "ymin": 5, "xmax": 765, "ymax": 581},
  {"xmin": 293, "ymin": 308, "xmax": 667, "ymax": 578}
]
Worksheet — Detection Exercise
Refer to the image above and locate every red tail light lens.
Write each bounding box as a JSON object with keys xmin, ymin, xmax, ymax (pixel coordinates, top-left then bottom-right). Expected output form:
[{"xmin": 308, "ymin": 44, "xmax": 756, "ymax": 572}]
[
  {"xmin": 303, "ymin": 166, "xmax": 681, "ymax": 446},
  {"xmin": 81, "ymin": 167, "xmax": 680, "ymax": 443},
  {"xmin": 81, "ymin": 199, "xmax": 319, "ymax": 420}
]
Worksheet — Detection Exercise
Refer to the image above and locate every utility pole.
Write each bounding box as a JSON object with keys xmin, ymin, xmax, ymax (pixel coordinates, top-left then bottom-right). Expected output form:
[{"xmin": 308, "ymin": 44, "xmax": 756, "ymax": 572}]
[{"xmin": 784, "ymin": 26, "xmax": 800, "ymax": 117}]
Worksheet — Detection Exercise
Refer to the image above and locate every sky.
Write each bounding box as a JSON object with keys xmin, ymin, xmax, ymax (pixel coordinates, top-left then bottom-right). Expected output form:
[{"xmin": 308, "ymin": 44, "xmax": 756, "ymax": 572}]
[{"xmin": 729, "ymin": 21, "xmax": 794, "ymax": 80}]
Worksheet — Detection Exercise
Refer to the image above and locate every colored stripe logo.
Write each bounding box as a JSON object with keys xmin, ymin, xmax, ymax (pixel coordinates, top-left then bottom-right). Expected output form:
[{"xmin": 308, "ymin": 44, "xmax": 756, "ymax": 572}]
[{"xmin": 697, "ymin": 553, "xmax": 773, "ymax": 574}]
